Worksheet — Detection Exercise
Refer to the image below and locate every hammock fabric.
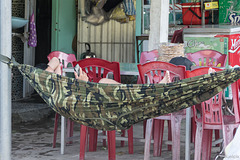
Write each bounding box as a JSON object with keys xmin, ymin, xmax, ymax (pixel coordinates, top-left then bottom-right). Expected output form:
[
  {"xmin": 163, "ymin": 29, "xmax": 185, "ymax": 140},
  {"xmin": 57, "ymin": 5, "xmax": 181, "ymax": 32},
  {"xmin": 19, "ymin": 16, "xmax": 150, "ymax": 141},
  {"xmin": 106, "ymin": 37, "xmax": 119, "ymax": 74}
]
[{"xmin": 2, "ymin": 55, "xmax": 240, "ymax": 131}]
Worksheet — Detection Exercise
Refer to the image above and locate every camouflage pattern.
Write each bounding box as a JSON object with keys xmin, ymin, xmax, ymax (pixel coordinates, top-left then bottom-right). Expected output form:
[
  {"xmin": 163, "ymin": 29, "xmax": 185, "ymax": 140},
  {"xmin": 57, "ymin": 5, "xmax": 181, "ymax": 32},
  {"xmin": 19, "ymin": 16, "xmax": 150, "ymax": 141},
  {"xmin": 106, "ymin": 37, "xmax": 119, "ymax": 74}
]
[{"xmin": 10, "ymin": 62, "xmax": 240, "ymax": 131}]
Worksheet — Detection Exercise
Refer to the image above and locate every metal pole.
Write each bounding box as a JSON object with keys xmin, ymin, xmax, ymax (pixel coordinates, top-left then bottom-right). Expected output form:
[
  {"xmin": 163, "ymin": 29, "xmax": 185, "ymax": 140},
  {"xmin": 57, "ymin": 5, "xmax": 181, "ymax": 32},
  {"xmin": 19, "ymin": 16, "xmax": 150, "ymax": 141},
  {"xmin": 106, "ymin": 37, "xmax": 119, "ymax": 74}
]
[
  {"xmin": 185, "ymin": 108, "xmax": 191, "ymax": 160},
  {"xmin": 201, "ymin": 0, "xmax": 205, "ymax": 25},
  {"xmin": 172, "ymin": 0, "xmax": 176, "ymax": 25},
  {"xmin": 0, "ymin": 0, "xmax": 12, "ymax": 160}
]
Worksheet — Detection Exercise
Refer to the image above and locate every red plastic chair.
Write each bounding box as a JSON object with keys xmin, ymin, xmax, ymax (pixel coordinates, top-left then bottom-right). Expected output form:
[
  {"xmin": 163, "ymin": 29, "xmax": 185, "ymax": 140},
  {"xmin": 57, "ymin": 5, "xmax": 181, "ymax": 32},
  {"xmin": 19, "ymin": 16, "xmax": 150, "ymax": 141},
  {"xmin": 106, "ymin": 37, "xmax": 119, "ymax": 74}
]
[
  {"xmin": 47, "ymin": 51, "xmax": 77, "ymax": 148},
  {"xmin": 137, "ymin": 50, "xmax": 159, "ymax": 136},
  {"xmin": 186, "ymin": 50, "xmax": 227, "ymax": 143},
  {"xmin": 137, "ymin": 49, "xmax": 159, "ymax": 82},
  {"xmin": 186, "ymin": 49, "xmax": 227, "ymax": 67},
  {"xmin": 137, "ymin": 61, "xmax": 186, "ymax": 160},
  {"xmin": 186, "ymin": 67, "xmax": 240, "ymax": 160},
  {"xmin": 73, "ymin": 58, "xmax": 133, "ymax": 160}
]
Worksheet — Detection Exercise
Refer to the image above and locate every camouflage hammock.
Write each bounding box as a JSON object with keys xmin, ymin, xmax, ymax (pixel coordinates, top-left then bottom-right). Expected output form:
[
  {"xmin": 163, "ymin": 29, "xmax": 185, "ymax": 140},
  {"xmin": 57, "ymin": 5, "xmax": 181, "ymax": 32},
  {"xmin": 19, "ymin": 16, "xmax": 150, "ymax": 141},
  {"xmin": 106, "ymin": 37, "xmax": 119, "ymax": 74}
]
[{"xmin": 1, "ymin": 55, "xmax": 240, "ymax": 131}]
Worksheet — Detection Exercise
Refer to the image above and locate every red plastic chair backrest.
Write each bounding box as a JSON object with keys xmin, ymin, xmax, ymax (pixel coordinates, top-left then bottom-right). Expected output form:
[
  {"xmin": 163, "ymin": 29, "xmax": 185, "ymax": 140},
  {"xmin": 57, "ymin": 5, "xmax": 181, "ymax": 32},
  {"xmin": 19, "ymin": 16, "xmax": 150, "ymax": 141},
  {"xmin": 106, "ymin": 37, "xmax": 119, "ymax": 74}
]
[
  {"xmin": 186, "ymin": 50, "xmax": 227, "ymax": 67},
  {"xmin": 139, "ymin": 50, "xmax": 159, "ymax": 64},
  {"xmin": 47, "ymin": 51, "xmax": 77, "ymax": 69},
  {"xmin": 137, "ymin": 50, "xmax": 159, "ymax": 84},
  {"xmin": 137, "ymin": 61, "xmax": 186, "ymax": 84},
  {"xmin": 73, "ymin": 58, "xmax": 121, "ymax": 83},
  {"xmin": 231, "ymin": 81, "xmax": 240, "ymax": 123},
  {"xmin": 186, "ymin": 67, "xmax": 224, "ymax": 125}
]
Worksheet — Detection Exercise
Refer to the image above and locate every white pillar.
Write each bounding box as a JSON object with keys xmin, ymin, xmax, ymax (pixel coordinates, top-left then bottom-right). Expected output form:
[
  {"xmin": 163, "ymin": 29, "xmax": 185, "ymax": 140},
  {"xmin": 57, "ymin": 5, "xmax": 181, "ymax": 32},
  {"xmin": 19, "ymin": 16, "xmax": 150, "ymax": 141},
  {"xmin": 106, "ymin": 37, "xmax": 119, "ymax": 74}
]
[
  {"xmin": 148, "ymin": 0, "xmax": 169, "ymax": 51},
  {"xmin": 0, "ymin": 0, "xmax": 12, "ymax": 160}
]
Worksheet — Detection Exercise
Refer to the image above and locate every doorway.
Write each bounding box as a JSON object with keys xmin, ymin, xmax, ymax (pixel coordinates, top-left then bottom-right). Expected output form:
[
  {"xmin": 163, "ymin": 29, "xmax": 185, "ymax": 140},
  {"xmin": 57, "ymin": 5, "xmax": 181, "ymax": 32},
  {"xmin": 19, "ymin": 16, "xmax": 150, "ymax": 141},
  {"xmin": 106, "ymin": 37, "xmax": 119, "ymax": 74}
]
[{"xmin": 35, "ymin": 0, "xmax": 52, "ymax": 65}]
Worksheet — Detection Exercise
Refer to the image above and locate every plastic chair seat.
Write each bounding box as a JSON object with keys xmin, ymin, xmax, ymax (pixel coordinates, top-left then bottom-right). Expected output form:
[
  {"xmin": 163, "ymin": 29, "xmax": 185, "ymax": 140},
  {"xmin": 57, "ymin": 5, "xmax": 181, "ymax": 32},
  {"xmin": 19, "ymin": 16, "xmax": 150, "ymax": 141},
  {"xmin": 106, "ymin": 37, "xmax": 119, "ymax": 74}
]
[{"xmin": 195, "ymin": 115, "xmax": 238, "ymax": 129}]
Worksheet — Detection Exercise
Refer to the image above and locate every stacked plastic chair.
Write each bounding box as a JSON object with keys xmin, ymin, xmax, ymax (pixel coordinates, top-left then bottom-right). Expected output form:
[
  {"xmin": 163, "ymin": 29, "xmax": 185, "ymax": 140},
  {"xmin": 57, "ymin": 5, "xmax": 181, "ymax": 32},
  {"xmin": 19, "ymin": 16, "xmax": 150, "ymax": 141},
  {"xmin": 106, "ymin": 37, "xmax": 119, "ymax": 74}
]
[
  {"xmin": 47, "ymin": 51, "xmax": 77, "ymax": 148},
  {"xmin": 186, "ymin": 67, "xmax": 240, "ymax": 160},
  {"xmin": 73, "ymin": 58, "xmax": 133, "ymax": 160},
  {"xmin": 186, "ymin": 49, "xmax": 227, "ymax": 67},
  {"xmin": 186, "ymin": 50, "xmax": 227, "ymax": 143},
  {"xmin": 137, "ymin": 61, "xmax": 186, "ymax": 160}
]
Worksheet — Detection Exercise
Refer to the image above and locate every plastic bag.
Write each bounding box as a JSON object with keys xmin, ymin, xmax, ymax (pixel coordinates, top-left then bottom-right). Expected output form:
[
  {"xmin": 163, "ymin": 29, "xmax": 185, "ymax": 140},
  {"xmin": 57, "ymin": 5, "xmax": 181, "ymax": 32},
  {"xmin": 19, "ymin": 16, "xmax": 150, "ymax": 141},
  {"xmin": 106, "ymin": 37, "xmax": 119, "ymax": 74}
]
[{"xmin": 110, "ymin": 3, "xmax": 127, "ymax": 20}]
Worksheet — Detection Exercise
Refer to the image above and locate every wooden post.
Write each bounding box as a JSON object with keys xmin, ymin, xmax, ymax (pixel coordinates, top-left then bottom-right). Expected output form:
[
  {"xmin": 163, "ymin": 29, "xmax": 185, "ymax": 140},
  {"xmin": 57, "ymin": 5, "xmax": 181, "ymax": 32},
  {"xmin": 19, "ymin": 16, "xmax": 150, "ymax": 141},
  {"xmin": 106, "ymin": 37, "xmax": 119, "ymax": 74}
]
[{"xmin": 148, "ymin": 0, "xmax": 169, "ymax": 51}]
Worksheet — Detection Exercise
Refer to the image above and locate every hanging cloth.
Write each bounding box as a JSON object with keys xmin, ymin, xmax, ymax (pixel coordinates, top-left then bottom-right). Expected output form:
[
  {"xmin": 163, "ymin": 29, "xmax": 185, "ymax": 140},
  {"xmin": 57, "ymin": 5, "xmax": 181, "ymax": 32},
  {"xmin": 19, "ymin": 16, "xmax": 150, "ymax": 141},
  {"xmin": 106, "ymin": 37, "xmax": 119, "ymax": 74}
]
[
  {"xmin": 28, "ymin": 12, "xmax": 37, "ymax": 47},
  {"xmin": 123, "ymin": 0, "xmax": 136, "ymax": 16},
  {"xmin": 1, "ymin": 54, "xmax": 240, "ymax": 131}
]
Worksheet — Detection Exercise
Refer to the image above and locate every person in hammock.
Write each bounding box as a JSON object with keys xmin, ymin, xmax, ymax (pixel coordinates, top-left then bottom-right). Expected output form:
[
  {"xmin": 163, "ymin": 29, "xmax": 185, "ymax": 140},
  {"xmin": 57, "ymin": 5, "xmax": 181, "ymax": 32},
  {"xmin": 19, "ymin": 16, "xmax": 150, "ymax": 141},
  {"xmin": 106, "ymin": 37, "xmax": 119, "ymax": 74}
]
[
  {"xmin": 2, "ymin": 53, "xmax": 239, "ymax": 131},
  {"xmin": 45, "ymin": 57, "xmax": 171, "ymax": 84}
]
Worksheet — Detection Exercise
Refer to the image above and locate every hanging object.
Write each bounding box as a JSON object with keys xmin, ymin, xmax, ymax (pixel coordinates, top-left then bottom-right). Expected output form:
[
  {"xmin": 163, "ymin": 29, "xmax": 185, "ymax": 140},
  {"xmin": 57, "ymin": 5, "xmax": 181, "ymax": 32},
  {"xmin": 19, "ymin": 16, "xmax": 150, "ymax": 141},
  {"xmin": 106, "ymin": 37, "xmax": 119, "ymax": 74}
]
[
  {"xmin": 80, "ymin": 43, "xmax": 96, "ymax": 59},
  {"xmin": 28, "ymin": 12, "xmax": 37, "ymax": 47},
  {"xmin": 1, "ymin": 54, "xmax": 240, "ymax": 131}
]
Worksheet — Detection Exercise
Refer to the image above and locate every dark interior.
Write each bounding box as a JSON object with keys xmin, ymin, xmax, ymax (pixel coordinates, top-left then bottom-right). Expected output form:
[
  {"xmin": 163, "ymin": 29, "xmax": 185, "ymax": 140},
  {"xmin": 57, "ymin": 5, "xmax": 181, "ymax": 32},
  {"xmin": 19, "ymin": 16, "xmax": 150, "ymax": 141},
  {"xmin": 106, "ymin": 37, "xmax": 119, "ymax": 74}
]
[{"xmin": 35, "ymin": 0, "xmax": 52, "ymax": 65}]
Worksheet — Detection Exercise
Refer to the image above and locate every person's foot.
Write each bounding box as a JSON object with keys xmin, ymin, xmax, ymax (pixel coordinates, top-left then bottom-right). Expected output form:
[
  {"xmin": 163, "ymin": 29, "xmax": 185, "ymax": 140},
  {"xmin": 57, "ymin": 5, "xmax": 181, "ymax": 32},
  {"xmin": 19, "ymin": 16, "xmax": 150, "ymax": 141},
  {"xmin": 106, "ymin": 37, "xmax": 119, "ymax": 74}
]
[
  {"xmin": 159, "ymin": 71, "xmax": 171, "ymax": 83},
  {"xmin": 74, "ymin": 67, "xmax": 89, "ymax": 82},
  {"xmin": 46, "ymin": 57, "xmax": 60, "ymax": 73},
  {"xmin": 208, "ymin": 67, "xmax": 216, "ymax": 74}
]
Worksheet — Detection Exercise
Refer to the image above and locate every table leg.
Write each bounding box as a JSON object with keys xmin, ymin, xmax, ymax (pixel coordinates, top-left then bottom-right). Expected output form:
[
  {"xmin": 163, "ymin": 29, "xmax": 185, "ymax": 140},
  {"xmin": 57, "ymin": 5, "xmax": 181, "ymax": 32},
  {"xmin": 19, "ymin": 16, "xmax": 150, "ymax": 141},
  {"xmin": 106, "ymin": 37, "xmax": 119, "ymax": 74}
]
[
  {"xmin": 185, "ymin": 108, "xmax": 191, "ymax": 160},
  {"xmin": 61, "ymin": 116, "xmax": 66, "ymax": 154}
]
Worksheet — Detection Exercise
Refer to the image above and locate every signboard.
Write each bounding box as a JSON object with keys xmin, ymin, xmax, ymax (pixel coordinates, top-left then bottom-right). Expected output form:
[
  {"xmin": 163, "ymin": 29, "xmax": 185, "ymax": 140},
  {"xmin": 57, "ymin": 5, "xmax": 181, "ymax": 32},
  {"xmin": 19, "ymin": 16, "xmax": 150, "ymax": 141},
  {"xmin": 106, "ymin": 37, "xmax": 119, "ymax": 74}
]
[
  {"xmin": 184, "ymin": 36, "xmax": 228, "ymax": 55},
  {"xmin": 219, "ymin": 0, "xmax": 240, "ymax": 24},
  {"xmin": 216, "ymin": 34, "xmax": 240, "ymax": 67}
]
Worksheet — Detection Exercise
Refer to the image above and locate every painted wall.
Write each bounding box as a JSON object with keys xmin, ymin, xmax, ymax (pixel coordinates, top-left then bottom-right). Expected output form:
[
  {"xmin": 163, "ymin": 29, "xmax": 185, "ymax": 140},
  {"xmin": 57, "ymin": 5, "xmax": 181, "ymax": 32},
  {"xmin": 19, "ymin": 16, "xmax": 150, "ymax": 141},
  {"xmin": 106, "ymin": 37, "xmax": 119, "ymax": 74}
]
[{"xmin": 51, "ymin": 0, "xmax": 76, "ymax": 54}]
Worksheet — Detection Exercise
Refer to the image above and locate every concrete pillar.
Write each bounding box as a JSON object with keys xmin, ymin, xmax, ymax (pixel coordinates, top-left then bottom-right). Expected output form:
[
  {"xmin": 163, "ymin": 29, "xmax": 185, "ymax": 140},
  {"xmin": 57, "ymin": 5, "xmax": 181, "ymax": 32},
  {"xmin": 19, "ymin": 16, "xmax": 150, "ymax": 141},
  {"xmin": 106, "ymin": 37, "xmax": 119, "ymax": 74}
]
[
  {"xmin": 0, "ymin": 0, "xmax": 12, "ymax": 160},
  {"xmin": 148, "ymin": 0, "xmax": 169, "ymax": 51}
]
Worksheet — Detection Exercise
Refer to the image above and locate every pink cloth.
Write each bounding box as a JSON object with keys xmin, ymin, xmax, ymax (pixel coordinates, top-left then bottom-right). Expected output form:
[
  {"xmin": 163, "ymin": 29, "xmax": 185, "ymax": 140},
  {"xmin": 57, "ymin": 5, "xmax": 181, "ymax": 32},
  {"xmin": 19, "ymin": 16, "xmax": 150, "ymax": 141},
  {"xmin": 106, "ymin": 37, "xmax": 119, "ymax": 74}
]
[{"xmin": 28, "ymin": 12, "xmax": 37, "ymax": 47}]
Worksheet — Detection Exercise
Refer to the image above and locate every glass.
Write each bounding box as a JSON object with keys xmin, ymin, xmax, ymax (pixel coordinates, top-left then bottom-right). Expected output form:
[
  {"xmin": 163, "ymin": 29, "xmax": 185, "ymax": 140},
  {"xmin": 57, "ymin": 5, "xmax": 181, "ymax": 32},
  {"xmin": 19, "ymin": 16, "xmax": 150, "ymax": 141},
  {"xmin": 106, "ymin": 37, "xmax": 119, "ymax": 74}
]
[{"xmin": 143, "ymin": 6, "xmax": 150, "ymax": 33}]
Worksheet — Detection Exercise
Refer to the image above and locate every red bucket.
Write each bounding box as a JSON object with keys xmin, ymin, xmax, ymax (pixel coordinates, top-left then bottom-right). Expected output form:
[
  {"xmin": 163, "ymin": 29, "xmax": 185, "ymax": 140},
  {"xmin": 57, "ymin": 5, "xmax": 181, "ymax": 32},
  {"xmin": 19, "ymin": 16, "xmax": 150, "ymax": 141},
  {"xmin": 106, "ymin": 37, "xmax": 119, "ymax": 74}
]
[{"xmin": 181, "ymin": 2, "xmax": 209, "ymax": 25}]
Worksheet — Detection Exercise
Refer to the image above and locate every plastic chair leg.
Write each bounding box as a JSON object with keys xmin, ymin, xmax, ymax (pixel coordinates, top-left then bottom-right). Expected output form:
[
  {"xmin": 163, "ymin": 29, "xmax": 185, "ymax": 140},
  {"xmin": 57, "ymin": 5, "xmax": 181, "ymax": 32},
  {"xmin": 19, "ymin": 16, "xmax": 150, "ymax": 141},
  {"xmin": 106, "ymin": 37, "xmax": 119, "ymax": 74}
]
[
  {"xmin": 79, "ymin": 125, "xmax": 88, "ymax": 160},
  {"xmin": 222, "ymin": 125, "xmax": 235, "ymax": 148},
  {"xmin": 167, "ymin": 120, "xmax": 172, "ymax": 151},
  {"xmin": 171, "ymin": 114, "xmax": 183, "ymax": 160},
  {"xmin": 153, "ymin": 119, "xmax": 164, "ymax": 157},
  {"xmin": 102, "ymin": 131, "xmax": 107, "ymax": 147},
  {"xmin": 107, "ymin": 131, "xmax": 116, "ymax": 160},
  {"xmin": 201, "ymin": 129, "xmax": 212, "ymax": 160},
  {"xmin": 121, "ymin": 129, "xmax": 125, "ymax": 147},
  {"xmin": 214, "ymin": 129, "xmax": 220, "ymax": 147},
  {"xmin": 52, "ymin": 113, "xmax": 59, "ymax": 148},
  {"xmin": 127, "ymin": 126, "xmax": 134, "ymax": 154},
  {"xmin": 144, "ymin": 119, "xmax": 153, "ymax": 160},
  {"xmin": 194, "ymin": 123, "xmax": 203, "ymax": 160},
  {"xmin": 67, "ymin": 119, "xmax": 74, "ymax": 144},
  {"xmin": 88, "ymin": 128, "xmax": 98, "ymax": 152},
  {"xmin": 191, "ymin": 117, "xmax": 196, "ymax": 144},
  {"xmin": 143, "ymin": 120, "xmax": 147, "ymax": 138}
]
